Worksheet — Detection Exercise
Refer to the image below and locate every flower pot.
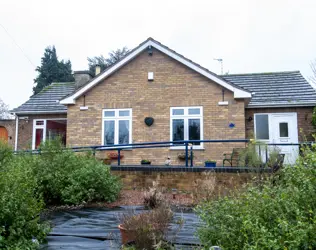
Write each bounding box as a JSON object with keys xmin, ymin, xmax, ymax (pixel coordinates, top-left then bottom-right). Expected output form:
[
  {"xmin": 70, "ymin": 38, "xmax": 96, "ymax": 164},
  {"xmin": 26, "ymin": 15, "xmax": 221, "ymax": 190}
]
[
  {"xmin": 141, "ymin": 162, "xmax": 151, "ymax": 165},
  {"xmin": 118, "ymin": 224, "xmax": 136, "ymax": 245},
  {"xmin": 205, "ymin": 162, "xmax": 216, "ymax": 168}
]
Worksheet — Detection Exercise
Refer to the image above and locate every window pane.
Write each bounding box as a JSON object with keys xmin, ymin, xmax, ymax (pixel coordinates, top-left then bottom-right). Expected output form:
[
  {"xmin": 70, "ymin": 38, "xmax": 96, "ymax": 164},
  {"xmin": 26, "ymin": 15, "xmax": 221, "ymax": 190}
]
[
  {"xmin": 119, "ymin": 110, "xmax": 130, "ymax": 117},
  {"xmin": 189, "ymin": 119, "xmax": 201, "ymax": 145},
  {"xmin": 36, "ymin": 121, "xmax": 44, "ymax": 126},
  {"xmin": 279, "ymin": 123, "xmax": 289, "ymax": 137},
  {"xmin": 188, "ymin": 108, "xmax": 200, "ymax": 115},
  {"xmin": 172, "ymin": 119, "xmax": 184, "ymax": 142},
  {"xmin": 104, "ymin": 120, "xmax": 115, "ymax": 145},
  {"xmin": 46, "ymin": 120, "xmax": 67, "ymax": 145},
  {"xmin": 119, "ymin": 120, "xmax": 130, "ymax": 144},
  {"xmin": 255, "ymin": 115, "xmax": 269, "ymax": 140},
  {"xmin": 35, "ymin": 129, "xmax": 43, "ymax": 149},
  {"xmin": 172, "ymin": 109, "xmax": 184, "ymax": 115},
  {"xmin": 104, "ymin": 111, "xmax": 115, "ymax": 117}
]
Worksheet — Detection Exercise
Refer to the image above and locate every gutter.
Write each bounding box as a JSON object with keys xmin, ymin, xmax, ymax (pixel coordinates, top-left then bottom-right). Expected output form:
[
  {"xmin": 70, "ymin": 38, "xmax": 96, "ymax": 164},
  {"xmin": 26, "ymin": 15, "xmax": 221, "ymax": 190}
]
[
  {"xmin": 246, "ymin": 103, "xmax": 316, "ymax": 108},
  {"xmin": 12, "ymin": 110, "xmax": 67, "ymax": 115}
]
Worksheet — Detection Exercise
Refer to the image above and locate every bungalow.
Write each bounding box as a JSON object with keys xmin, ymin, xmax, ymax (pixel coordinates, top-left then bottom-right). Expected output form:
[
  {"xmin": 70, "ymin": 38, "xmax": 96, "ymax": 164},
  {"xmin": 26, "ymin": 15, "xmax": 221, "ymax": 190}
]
[{"xmin": 11, "ymin": 38, "xmax": 316, "ymax": 165}]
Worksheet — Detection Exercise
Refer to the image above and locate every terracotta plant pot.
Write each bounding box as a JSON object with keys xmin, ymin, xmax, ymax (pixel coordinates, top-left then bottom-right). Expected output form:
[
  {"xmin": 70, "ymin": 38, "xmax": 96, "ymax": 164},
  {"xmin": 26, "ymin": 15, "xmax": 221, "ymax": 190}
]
[{"xmin": 118, "ymin": 224, "xmax": 136, "ymax": 245}]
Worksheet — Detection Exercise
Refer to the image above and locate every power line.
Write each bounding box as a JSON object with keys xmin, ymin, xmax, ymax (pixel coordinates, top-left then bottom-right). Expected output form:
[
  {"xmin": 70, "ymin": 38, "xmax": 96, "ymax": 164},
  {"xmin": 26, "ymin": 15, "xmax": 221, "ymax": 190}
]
[{"xmin": 0, "ymin": 22, "xmax": 36, "ymax": 68}]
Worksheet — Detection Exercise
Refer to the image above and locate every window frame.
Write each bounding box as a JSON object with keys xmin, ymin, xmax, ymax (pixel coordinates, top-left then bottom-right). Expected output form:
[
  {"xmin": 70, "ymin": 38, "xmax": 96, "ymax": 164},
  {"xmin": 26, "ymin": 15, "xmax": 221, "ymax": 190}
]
[
  {"xmin": 254, "ymin": 114, "xmax": 270, "ymax": 141},
  {"xmin": 170, "ymin": 106, "xmax": 203, "ymax": 149},
  {"xmin": 102, "ymin": 108, "xmax": 132, "ymax": 146},
  {"xmin": 32, "ymin": 118, "xmax": 67, "ymax": 150}
]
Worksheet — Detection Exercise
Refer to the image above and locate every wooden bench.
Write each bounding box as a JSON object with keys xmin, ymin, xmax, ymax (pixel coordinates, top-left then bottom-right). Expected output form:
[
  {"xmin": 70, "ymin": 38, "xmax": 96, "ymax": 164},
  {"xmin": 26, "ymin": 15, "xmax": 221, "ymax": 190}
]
[{"xmin": 223, "ymin": 148, "xmax": 245, "ymax": 167}]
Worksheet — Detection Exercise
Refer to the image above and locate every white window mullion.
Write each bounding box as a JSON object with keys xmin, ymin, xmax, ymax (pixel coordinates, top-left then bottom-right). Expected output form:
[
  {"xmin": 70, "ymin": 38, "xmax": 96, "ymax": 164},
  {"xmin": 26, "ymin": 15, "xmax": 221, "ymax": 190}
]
[
  {"xmin": 184, "ymin": 118, "xmax": 189, "ymax": 140},
  {"xmin": 114, "ymin": 119, "xmax": 119, "ymax": 144}
]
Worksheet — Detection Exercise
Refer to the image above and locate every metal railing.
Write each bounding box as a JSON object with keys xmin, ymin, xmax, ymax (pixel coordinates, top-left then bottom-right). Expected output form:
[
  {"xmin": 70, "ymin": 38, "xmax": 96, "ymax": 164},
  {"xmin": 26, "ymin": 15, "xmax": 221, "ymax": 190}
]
[{"xmin": 14, "ymin": 139, "xmax": 314, "ymax": 167}]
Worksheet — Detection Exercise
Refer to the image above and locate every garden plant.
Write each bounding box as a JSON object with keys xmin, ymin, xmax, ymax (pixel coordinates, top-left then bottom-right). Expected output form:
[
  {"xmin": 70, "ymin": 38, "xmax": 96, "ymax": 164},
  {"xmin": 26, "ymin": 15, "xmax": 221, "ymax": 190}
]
[{"xmin": 0, "ymin": 139, "xmax": 121, "ymax": 249}]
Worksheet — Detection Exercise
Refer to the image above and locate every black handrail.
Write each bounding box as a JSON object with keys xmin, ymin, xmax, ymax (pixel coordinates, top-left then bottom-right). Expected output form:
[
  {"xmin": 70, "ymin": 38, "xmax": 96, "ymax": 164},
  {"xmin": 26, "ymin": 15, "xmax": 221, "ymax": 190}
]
[{"xmin": 14, "ymin": 139, "xmax": 314, "ymax": 167}]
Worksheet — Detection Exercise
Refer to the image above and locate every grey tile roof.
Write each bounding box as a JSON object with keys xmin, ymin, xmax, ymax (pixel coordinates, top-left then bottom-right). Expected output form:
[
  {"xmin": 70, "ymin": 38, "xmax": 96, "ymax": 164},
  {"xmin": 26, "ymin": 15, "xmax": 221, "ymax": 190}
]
[
  {"xmin": 12, "ymin": 82, "xmax": 75, "ymax": 114},
  {"xmin": 222, "ymin": 71, "xmax": 316, "ymax": 108},
  {"xmin": 12, "ymin": 70, "xmax": 316, "ymax": 114}
]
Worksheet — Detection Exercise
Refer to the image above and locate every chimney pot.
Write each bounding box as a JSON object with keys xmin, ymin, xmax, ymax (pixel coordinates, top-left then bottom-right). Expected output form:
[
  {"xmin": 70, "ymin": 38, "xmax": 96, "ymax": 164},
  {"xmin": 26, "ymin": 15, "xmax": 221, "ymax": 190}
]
[{"xmin": 95, "ymin": 65, "xmax": 101, "ymax": 75}]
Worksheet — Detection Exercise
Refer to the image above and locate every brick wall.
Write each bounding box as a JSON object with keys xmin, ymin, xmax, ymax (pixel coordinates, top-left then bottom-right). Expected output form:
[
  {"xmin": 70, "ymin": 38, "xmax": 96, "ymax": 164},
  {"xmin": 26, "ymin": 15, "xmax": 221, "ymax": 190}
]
[
  {"xmin": 245, "ymin": 107, "xmax": 314, "ymax": 141},
  {"xmin": 67, "ymin": 49, "xmax": 246, "ymax": 165},
  {"xmin": 112, "ymin": 169, "xmax": 257, "ymax": 194},
  {"xmin": 17, "ymin": 114, "xmax": 67, "ymax": 150},
  {"xmin": 0, "ymin": 119, "xmax": 15, "ymax": 147}
]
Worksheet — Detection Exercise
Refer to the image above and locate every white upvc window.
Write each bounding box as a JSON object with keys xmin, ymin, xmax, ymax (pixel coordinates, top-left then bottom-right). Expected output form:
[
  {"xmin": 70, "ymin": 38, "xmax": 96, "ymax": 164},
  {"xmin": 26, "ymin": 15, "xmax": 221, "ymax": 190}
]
[
  {"xmin": 170, "ymin": 106, "xmax": 203, "ymax": 149},
  {"xmin": 102, "ymin": 108, "xmax": 132, "ymax": 145}
]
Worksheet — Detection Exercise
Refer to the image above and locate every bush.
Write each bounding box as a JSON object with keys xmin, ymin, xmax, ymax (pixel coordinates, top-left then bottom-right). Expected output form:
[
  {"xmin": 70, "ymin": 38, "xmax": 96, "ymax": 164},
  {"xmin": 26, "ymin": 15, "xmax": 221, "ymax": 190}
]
[
  {"xmin": 118, "ymin": 205, "xmax": 175, "ymax": 250},
  {"xmin": 33, "ymin": 140, "xmax": 121, "ymax": 205},
  {"xmin": 0, "ymin": 139, "xmax": 121, "ymax": 248},
  {"xmin": 0, "ymin": 142, "xmax": 49, "ymax": 249},
  {"xmin": 196, "ymin": 148, "xmax": 316, "ymax": 249}
]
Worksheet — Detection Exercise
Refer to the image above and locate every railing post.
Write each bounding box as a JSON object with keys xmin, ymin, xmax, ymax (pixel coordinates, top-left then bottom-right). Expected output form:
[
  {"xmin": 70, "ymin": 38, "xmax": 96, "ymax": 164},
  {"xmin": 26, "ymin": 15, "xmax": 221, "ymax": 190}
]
[
  {"xmin": 190, "ymin": 144, "xmax": 193, "ymax": 167},
  {"xmin": 93, "ymin": 148, "xmax": 96, "ymax": 157},
  {"xmin": 118, "ymin": 149, "xmax": 121, "ymax": 166},
  {"xmin": 185, "ymin": 142, "xmax": 188, "ymax": 167},
  {"xmin": 265, "ymin": 144, "xmax": 268, "ymax": 164}
]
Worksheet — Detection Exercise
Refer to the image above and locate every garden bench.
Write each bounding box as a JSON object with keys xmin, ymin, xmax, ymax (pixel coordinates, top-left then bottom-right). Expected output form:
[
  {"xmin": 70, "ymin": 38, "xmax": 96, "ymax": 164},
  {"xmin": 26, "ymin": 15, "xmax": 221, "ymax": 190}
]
[{"xmin": 222, "ymin": 148, "xmax": 245, "ymax": 167}]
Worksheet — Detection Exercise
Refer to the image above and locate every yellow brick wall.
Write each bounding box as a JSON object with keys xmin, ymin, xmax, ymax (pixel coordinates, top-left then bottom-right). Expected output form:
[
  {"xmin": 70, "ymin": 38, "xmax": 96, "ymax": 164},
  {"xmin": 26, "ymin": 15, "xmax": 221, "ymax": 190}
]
[{"xmin": 67, "ymin": 49, "xmax": 246, "ymax": 165}]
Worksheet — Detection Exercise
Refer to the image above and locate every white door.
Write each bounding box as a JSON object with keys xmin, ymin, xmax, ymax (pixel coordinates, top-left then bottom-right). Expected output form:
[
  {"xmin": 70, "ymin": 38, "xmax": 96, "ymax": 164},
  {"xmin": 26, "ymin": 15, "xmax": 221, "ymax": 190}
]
[
  {"xmin": 270, "ymin": 113, "xmax": 299, "ymax": 165},
  {"xmin": 255, "ymin": 113, "xmax": 299, "ymax": 165}
]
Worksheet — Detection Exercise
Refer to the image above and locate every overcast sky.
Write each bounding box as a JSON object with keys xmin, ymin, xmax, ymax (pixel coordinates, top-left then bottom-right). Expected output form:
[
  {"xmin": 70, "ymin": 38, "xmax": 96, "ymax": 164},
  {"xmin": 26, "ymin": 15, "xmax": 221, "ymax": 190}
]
[{"xmin": 0, "ymin": 0, "xmax": 315, "ymax": 109}]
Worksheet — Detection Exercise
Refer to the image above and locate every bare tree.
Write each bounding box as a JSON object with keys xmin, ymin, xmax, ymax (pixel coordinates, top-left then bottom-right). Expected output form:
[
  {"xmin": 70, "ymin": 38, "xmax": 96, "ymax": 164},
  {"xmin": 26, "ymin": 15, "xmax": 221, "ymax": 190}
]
[{"xmin": 0, "ymin": 99, "xmax": 12, "ymax": 119}]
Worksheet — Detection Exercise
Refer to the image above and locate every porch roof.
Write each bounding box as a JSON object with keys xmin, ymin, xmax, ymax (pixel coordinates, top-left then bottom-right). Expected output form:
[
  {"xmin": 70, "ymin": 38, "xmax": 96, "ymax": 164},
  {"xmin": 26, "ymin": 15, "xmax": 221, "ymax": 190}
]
[
  {"xmin": 222, "ymin": 71, "xmax": 316, "ymax": 108},
  {"xmin": 11, "ymin": 82, "xmax": 75, "ymax": 115}
]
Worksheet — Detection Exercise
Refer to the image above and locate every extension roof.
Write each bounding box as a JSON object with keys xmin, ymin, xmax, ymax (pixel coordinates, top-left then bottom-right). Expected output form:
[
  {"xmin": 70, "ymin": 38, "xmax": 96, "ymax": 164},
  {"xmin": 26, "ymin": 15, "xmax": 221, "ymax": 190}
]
[
  {"xmin": 11, "ymin": 82, "xmax": 75, "ymax": 115},
  {"xmin": 222, "ymin": 71, "xmax": 316, "ymax": 108}
]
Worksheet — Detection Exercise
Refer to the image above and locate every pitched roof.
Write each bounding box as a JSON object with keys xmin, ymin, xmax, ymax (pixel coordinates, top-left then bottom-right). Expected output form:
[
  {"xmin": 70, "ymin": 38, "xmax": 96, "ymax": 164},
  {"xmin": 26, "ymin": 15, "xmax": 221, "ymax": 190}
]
[
  {"xmin": 222, "ymin": 71, "xmax": 316, "ymax": 108},
  {"xmin": 11, "ymin": 82, "xmax": 75, "ymax": 114},
  {"xmin": 60, "ymin": 37, "xmax": 251, "ymax": 104}
]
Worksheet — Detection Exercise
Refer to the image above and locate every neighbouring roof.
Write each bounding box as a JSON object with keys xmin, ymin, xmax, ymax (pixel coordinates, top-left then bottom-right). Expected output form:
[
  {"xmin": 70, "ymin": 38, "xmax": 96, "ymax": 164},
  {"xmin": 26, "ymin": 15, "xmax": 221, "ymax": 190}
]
[
  {"xmin": 222, "ymin": 71, "xmax": 316, "ymax": 108},
  {"xmin": 60, "ymin": 37, "xmax": 251, "ymax": 104},
  {"xmin": 11, "ymin": 82, "xmax": 75, "ymax": 114}
]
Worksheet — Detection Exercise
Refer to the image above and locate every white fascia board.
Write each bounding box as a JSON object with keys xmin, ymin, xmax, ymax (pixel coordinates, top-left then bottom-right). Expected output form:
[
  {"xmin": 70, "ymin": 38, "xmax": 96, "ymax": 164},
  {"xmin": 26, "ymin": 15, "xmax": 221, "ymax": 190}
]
[
  {"xmin": 60, "ymin": 40, "xmax": 251, "ymax": 104},
  {"xmin": 14, "ymin": 110, "xmax": 67, "ymax": 115},
  {"xmin": 233, "ymin": 88, "xmax": 252, "ymax": 98}
]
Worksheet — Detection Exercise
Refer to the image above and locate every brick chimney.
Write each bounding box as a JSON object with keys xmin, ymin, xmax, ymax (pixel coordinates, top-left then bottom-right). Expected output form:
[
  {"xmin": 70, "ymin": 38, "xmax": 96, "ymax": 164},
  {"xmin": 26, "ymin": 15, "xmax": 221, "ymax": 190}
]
[{"xmin": 74, "ymin": 71, "xmax": 92, "ymax": 89}]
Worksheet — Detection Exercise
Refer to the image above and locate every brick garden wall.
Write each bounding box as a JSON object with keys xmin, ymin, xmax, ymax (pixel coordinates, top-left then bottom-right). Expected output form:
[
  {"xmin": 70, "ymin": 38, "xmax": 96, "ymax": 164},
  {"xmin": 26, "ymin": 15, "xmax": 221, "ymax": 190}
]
[
  {"xmin": 67, "ymin": 48, "xmax": 247, "ymax": 165},
  {"xmin": 245, "ymin": 107, "xmax": 314, "ymax": 141},
  {"xmin": 111, "ymin": 169, "xmax": 257, "ymax": 195}
]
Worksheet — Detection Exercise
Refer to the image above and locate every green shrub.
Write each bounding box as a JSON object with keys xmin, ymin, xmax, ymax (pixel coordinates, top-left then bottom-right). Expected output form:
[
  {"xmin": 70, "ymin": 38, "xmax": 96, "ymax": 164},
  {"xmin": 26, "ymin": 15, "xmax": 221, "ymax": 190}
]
[
  {"xmin": 33, "ymin": 140, "xmax": 121, "ymax": 205},
  {"xmin": 196, "ymin": 149, "xmax": 316, "ymax": 249},
  {"xmin": 0, "ymin": 139, "xmax": 121, "ymax": 248},
  {"xmin": 0, "ymin": 140, "xmax": 13, "ymax": 169},
  {"xmin": 0, "ymin": 146, "xmax": 49, "ymax": 249}
]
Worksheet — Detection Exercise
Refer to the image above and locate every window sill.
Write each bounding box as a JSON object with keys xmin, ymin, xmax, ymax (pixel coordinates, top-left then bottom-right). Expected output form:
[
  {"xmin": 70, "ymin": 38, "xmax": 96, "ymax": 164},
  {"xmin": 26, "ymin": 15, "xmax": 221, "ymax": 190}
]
[{"xmin": 169, "ymin": 147, "xmax": 205, "ymax": 151}]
